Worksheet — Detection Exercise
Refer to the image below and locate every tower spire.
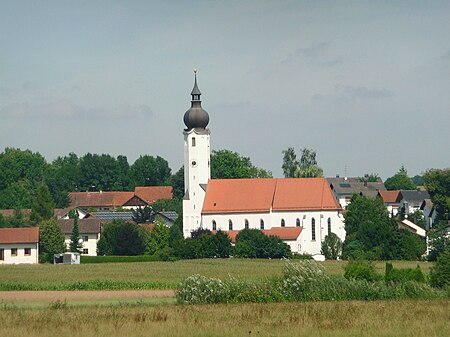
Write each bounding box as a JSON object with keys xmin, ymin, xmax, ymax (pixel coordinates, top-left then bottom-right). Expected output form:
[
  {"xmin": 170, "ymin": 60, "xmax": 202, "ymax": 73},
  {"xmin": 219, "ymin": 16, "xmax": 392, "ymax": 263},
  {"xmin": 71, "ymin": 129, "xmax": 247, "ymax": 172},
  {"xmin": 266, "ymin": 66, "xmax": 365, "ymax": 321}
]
[
  {"xmin": 183, "ymin": 70, "xmax": 209, "ymax": 130},
  {"xmin": 191, "ymin": 69, "xmax": 201, "ymax": 100}
]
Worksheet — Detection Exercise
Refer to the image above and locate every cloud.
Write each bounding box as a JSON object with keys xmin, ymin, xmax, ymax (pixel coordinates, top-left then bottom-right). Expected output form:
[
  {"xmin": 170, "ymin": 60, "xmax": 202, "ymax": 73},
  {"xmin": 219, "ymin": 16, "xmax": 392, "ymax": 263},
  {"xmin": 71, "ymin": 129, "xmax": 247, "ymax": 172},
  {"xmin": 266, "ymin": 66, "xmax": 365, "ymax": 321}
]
[
  {"xmin": 341, "ymin": 86, "xmax": 395, "ymax": 100},
  {"xmin": 281, "ymin": 41, "xmax": 342, "ymax": 66},
  {"xmin": 0, "ymin": 100, "xmax": 153, "ymax": 120}
]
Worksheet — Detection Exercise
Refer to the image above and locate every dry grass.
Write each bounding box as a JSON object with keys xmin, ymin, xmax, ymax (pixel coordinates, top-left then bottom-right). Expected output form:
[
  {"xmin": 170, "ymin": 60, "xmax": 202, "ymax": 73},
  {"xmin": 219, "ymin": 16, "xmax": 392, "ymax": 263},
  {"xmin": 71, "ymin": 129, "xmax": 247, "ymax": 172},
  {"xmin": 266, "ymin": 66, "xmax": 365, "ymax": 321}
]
[
  {"xmin": 0, "ymin": 259, "xmax": 432, "ymax": 290},
  {"xmin": 0, "ymin": 299, "xmax": 448, "ymax": 337}
]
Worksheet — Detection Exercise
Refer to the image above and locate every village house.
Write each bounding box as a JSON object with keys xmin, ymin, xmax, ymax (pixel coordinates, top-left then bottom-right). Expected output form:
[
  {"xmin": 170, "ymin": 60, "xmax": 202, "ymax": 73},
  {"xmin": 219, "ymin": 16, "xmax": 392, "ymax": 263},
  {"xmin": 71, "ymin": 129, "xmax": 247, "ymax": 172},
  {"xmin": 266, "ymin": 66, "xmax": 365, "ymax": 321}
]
[
  {"xmin": 58, "ymin": 218, "xmax": 102, "ymax": 256},
  {"xmin": 327, "ymin": 176, "xmax": 386, "ymax": 209},
  {"xmin": 378, "ymin": 190, "xmax": 401, "ymax": 217},
  {"xmin": 69, "ymin": 186, "xmax": 173, "ymax": 211},
  {"xmin": 398, "ymin": 190, "xmax": 430, "ymax": 215},
  {"xmin": 0, "ymin": 227, "xmax": 39, "ymax": 264}
]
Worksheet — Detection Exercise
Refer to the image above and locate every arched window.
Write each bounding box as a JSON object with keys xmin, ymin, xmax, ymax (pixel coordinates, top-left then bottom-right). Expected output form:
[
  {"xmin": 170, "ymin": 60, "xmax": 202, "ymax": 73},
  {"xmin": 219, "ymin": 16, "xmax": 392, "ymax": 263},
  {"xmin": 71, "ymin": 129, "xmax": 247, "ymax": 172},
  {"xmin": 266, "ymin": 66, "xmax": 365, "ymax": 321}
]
[
  {"xmin": 327, "ymin": 218, "xmax": 332, "ymax": 235},
  {"xmin": 212, "ymin": 220, "xmax": 217, "ymax": 231},
  {"xmin": 281, "ymin": 219, "xmax": 285, "ymax": 227},
  {"xmin": 244, "ymin": 219, "xmax": 249, "ymax": 229},
  {"xmin": 192, "ymin": 137, "xmax": 196, "ymax": 147},
  {"xmin": 296, "ymin": 218, "xmax": 301, "ymax": 227},
  {"xmin": 228, "ymin": 219, "xmax": 233, "ymax": 231},
  {"xmin": 260, "ymin": 219, "xmax": 264, "ymax": 230},
  {"xmin": 311, "ymin": 218, "xmax": 316, "ymax": 241}
]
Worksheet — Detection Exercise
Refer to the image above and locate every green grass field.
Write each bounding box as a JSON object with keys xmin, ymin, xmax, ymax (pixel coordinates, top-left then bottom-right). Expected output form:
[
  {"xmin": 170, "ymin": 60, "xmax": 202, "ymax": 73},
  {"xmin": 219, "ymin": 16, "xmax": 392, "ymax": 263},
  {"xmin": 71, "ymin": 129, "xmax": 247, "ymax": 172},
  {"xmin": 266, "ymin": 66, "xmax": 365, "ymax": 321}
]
[
  {"xmin": 0, "ymin": 299, "xmax": 448, "ymax": 337},
  {"xmin": 0, "ymin": 259, "xmax": 432, "ymax": 290}
]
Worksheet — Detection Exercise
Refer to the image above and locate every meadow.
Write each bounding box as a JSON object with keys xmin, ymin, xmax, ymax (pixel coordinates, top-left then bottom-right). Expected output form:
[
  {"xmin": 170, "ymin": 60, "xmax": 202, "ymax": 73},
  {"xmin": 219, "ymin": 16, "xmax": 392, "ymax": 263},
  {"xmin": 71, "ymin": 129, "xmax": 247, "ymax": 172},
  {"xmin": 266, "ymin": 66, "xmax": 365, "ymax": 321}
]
[
  {"xmin": 0, "ymin": 259, "xmax": 432, "ymax": 290},
  {"xmin": 0, "ymin": 299, "xmax": 448, "ymax": 337}
]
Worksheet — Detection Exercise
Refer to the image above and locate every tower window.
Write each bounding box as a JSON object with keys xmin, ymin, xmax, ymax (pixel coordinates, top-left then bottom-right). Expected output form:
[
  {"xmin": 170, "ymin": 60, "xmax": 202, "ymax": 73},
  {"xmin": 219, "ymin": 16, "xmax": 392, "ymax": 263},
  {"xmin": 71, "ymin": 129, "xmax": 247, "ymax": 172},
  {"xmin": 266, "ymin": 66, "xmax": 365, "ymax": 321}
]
[
  {"xmin": 244, "ymin": 219, "xmax": 249, "ymax": 229},
  {"xmin": 260, "ymin": 219, "xmax": 264, "ymax": 230},
  {"xmin": 228, "ymin": 219, "xmax": 233, "ymax": 231},
  {"xmin": 296, "ymin": 218, "xmax": 301, "ymax": 227},
  {"xmin": 311, "ymin": 218, "xmax": 316, "ymax": 241},
  {"xmin": 281, "ymin": 219, "xmax": 285, "ymax": 227},
  {"xmin": 192, "ymin": 137, "xmax": 196, "ymax": 147},
  {"xmin": 328, "ymin": 218, "xmax": 332, "ymax": 236},
  {"xmin": 212, "ymin": 220, "xmax": 217, "ymax": 231}
]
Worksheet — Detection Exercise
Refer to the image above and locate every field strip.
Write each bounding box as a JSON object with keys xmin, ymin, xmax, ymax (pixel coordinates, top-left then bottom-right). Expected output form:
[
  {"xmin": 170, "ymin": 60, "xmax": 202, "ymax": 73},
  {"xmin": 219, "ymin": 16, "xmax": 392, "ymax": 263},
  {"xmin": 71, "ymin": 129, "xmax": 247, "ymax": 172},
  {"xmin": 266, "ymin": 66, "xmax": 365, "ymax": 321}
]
[{"xmin": 0, "ymin": 290, "xmax": 176, "ymax": 302}]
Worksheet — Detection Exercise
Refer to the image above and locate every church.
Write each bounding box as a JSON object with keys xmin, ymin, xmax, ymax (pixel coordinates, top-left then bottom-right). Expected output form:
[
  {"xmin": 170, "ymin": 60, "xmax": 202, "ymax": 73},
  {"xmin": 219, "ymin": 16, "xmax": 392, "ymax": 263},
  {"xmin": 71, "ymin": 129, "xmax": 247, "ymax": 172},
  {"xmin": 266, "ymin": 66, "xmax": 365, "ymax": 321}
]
[{"xmin": 182, "ymin": 73, "xmax": 345, "ymax": 256}]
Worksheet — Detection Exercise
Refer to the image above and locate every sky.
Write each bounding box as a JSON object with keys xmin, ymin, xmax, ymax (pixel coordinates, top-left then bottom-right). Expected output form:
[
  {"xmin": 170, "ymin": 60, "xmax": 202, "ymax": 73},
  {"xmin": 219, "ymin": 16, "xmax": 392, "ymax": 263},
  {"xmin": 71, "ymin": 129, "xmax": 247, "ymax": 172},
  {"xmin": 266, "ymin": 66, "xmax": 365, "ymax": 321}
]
[{"xmin": 1, "ymin": 1, "xmax": 449, "ymax": 179}]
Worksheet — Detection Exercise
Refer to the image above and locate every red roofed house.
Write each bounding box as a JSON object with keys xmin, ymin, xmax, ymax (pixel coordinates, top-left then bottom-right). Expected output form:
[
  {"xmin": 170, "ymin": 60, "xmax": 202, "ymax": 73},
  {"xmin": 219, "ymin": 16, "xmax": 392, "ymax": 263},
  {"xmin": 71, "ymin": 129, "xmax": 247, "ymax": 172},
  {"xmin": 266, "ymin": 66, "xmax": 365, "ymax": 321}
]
[
  {"xmin": 181, "ymin": 75, "xmax": 344, "ymax": 256},
  {"xmin": 69, "ymin": 186, "xmax": 173, "ymax": 211},
  {"xmin": 0, "ymin": 227, "xmax": 39, "ymax": 264},
  {"xmin": 378, "ymin": 190, "xmax": 401, "ymax": 217}
]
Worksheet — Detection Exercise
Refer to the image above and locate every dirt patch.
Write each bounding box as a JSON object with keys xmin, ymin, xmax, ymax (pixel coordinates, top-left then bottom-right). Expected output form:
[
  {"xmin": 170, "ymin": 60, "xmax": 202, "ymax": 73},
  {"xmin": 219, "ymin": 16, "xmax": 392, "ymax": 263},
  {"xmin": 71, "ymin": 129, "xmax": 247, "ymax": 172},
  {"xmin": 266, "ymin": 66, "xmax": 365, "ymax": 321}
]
[{"xmin": 0, "ymin": 290, "xmax": 175, "ymax": 302}]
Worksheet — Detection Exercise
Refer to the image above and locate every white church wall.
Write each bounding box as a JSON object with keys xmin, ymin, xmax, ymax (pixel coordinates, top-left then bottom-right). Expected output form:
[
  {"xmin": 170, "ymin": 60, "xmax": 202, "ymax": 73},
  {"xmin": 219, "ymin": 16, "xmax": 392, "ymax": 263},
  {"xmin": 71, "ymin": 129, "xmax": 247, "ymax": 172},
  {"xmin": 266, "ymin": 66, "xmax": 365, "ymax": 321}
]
[{"xmin": 202, "ymin": 212, "xmax": 270, "ymax": 231}]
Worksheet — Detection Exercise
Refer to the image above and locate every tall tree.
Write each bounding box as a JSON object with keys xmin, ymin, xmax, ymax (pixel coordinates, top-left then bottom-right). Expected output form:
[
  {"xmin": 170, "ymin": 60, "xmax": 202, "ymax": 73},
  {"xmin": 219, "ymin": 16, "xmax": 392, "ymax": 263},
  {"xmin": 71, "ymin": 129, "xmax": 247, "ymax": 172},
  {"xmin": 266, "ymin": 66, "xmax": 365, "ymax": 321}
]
[
  {"xmin": 130, "ymin": 155, "xmax": 171, "ymax": 187},
  {"xmin": 39, "ymin": 218, "xmax": 65, "ymax": 263},
  {"xmin": 169, "ymin": 166, "xmax": 185, "ymax": 199},
  {"xmin": 384, "ymin": 166, "xmax": 416, "ymax": 190},
  {"xmin": 282, "ymin": 147, "xmax": 298, "ymax": 178},
  {"xmin": 30, "ymin": 183, "xmax": 55, "ymax": 224},
  {"xmin": 69, "ymin": 215, "xmax": 82, "ymax": 253},
  {"xmin": 211, "ymin": 149, "xmax": 272, "ymax": 179}
]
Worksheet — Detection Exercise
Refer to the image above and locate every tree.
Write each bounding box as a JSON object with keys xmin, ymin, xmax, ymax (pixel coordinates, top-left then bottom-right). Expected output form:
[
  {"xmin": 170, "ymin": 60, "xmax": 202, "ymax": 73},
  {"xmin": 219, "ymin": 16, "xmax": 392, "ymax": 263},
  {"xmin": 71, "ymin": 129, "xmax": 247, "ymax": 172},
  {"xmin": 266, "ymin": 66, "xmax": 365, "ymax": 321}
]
[
  {"xmin": 342, "ymin": 195, "xmax": 397, "ymax": 260},
  {"xmin": 69, "ymin": 216, "xmax": 82, "ymax": 253},
  {"xmin": 132, "ymin": 206, "xmax": 155, "ymax": 224},
  {"xmin": 211, "ymin": 150, "xmax": 272, "ymax": 179},
  {"xmin": 30, "ymin": 183, "xmax": 55, "ymax": 224},
  {"xmin": 39, "ymin": 218, "xmax": 65, "ymax": 263},
  {"xmin": 234, "ymin": 229, "xmax": 290, "ymax": 258},
  {"xmin": 0, "ymin": 180, "xmax": 34, "ymax": 209},
  {"xmin": 321, "ymin": 233, "xmax": 343, "ymax": 260},
  {"xmin": 98, "ymin": 220, "xmax": 148, "ymax": 256},
  {"xmin": 169, "ymin": 166, "xmax": 185, "ymax": 199},
  {"xmin": 429, "ymin": 250, "xmax": 450, "ymax": 288},
  {"xmin": 424, "ymin": 168, "xmax": 450, "ymax": 223},
  {"xmin": 146, "ymin": 220, "xmax": 170, "ymax": 256},
  {"xmin": 384, "ymin": 166, "xmax": 416, "ymax": 190},
  {"xmin": 282, "ymin": 147, "xmax": 298, "ymax": 178},
  {"xmin": 281, "ymin": 147, "xmax": 323, "ymax": 178},
  {"xmin": 130, "ymin": 155, "xmax": 171, "ymax": 188}
]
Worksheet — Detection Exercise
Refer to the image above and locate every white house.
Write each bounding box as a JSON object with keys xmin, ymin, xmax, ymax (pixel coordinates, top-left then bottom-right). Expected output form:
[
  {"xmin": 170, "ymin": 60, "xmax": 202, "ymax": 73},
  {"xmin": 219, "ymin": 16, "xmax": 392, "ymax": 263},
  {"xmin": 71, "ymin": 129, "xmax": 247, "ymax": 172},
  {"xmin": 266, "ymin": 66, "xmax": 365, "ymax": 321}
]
[
  {"xmin": 58, "ymin": 218, "xmax": 102, "ymax": 256},
  {"xmin": 0, "ymin": 227, "xmax": 39, "ymax": 264},
  {"xmin": 181, "ymin": 73, "xmax": 345, "ymax": 255}
]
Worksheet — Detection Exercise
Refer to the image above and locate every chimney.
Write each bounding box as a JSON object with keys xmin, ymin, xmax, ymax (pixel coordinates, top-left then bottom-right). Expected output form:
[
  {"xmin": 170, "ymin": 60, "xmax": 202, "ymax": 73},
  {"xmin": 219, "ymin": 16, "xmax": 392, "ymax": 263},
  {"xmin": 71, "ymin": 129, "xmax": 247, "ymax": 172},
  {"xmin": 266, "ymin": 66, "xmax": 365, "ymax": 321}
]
[{"xmin": 364, "ymin": 174, "xmax": 369, "ymax": 187}]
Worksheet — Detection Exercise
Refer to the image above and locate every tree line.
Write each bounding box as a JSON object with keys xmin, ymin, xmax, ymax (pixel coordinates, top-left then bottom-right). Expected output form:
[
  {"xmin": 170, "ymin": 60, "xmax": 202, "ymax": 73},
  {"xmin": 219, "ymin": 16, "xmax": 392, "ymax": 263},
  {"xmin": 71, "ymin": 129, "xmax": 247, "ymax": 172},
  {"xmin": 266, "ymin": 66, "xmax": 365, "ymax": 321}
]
[{"xmin": 0, "ymin": 147, "xmax": 271, "ymax": 210}]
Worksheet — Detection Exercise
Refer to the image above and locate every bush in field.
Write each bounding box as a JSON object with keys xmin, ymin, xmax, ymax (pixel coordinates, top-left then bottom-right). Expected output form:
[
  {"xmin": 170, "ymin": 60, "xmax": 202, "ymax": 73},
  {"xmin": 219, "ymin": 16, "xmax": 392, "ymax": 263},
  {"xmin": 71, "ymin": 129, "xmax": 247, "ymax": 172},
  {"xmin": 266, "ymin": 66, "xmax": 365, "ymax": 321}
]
[
  {"xmin": 234, "ymin": 229, "xmax": 291, "ymax": 258},
  {"xmin": 176, "ymin": 275, "xmax": 226, "ymax": 304},
  {"xmin": 385, "ymin": 262, "xmax": 426, "ymax": 284},
  {"xmin": 321, "ymin": 233, "xmax": 342, "ymax": 260},
  {"xmin": 344, "ymin": 260, "xmax": 383, "ymax": 282},
  {"xmin": 173, "ymin": 230, "xmax": 232, "ymax": 259},
  {"xmin": 429, "ymin": 250, "xmax": 450, "ymax": 288}
]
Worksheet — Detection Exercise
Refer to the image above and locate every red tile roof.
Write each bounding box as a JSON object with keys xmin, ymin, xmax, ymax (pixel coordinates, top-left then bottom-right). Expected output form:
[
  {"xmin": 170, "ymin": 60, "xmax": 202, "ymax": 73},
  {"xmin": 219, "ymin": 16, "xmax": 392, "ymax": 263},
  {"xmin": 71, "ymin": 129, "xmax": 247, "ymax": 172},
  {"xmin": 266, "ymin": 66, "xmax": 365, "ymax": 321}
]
[
  {"xmin": 219, "ymin": 227, "xmax": 302, "ymax": 243},
  {"xmin": 379, "ymin": 190, "xmax": 401, "ymax": 203},
  {"xmin": 202, "ymin": 178, "xmax": 340, "ymax": 214},
  {"xmin": 0, "ymin": 227, "xmax": 39, "ymax": 244},
  {"xmin": 134, "ymin": 186, "xmax": 173, "ymax": 204},
  {"xmin": 69, "ymin": 186, "xmax": 173, "ymax": 208},
  {"xmin": 58, "ymin": 219, "xmax": 102, "ymax": 235},
  {"xmin": 273, "ymin": 178, "xmax": 341, "ymax": 211}
]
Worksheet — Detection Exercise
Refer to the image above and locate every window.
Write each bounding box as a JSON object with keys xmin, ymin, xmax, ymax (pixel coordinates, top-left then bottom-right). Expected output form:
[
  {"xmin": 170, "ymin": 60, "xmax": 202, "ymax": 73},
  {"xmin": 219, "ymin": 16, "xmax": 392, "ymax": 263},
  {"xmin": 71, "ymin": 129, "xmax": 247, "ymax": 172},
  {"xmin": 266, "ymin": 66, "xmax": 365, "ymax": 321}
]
[
  {"xmin": 192, "ymin": 137, "xmax": 196, "ymax": 147},
  {"xmin": 11, "ymin": 248, "xmax": 18, "ymax": 256},
  {"xmin": 244, "ymin": 219, "xmax": 249, "ymax": 229},
  {"xmin": 82, "ymin": 248, "xmax": 89, "ymax": 255},
  {"xmin": 311, "ymin": 218, "xmax": 316, "ymax": 241},
  {"xmin": 260, "ymin": 219, "xmax": 264, "ymax": 230},
  {"xmin": 212, "ymin": 220, "xmax": 217, "ymax": 231},
  {"xmin": 24, "ymin": 248, "xmax": 31, "ymax": 256},
  {"xmin": 0, "ymin": 249, "xmax": 4, "ymax": 261},
  {"xmin": 281, "ymin": 219, "xmax": 285, "ymax": 227},
  {"xmin": 327, "ymin": 218, "xmax": 332, "ymax": 236},
  {"xmin": 228, "ymin": 219, "xmax": 233, "ymax": 230},
  {"xmin": 296, "ymin": 218, "xmax": 301, "ymax": 227},
  {"xmin": 83, "ymin": 236, "xmax": 88, "ymax": 242}
]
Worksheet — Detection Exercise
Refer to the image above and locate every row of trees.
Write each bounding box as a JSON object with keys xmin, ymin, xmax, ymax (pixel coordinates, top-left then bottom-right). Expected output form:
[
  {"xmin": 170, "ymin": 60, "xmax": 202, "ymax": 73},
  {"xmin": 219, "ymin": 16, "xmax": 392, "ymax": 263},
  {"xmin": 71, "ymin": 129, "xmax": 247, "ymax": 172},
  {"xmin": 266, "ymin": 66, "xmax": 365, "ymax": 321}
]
[{"xmin": 0, "ymin": 148, "xmax": 271, "ymax": 210}]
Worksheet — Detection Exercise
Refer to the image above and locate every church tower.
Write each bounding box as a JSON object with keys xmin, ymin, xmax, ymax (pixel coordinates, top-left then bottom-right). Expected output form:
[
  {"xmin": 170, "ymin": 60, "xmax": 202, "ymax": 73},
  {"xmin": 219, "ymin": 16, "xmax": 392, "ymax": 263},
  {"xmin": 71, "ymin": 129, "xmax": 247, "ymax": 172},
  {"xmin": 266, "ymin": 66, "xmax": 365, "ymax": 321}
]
[{"xmin": 182, "ymin": 71, "xmax": 211, "ymax": 237}]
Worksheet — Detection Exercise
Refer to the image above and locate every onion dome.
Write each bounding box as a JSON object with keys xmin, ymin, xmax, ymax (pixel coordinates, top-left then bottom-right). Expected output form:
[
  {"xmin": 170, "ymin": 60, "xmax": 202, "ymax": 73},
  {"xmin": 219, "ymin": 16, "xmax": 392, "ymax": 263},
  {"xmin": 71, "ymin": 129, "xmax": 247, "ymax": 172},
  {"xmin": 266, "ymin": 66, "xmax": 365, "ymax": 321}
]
[{"xmin": 183, "ymin": 70, "xmax": 209, "ymax": 130}]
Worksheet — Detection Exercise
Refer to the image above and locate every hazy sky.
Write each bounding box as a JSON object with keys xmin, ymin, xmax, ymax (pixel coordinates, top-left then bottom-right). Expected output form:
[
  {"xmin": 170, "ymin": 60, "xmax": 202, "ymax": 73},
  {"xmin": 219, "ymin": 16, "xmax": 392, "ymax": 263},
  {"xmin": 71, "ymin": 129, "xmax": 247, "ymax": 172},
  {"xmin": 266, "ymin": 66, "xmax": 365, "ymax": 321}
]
[{"xmin": 1, "ymin": 1, "xmax": 449, "ymax": 179}]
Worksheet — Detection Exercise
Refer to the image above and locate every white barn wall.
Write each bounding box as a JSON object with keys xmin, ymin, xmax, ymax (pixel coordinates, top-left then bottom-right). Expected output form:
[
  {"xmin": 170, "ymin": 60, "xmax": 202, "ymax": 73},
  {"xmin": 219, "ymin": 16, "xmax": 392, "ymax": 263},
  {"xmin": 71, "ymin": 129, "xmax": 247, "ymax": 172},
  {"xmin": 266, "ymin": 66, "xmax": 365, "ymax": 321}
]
[{"xmin": 0, "ymin": 243, "xmax": 39, "ymax": 264}]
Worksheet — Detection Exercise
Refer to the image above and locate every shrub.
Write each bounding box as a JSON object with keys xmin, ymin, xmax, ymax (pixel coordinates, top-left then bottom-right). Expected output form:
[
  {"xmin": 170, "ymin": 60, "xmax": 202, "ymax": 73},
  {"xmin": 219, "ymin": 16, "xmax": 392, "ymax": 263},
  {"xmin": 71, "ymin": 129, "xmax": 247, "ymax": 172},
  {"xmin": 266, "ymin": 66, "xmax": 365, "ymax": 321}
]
[
  {"xmin": 176, "ymin": 275, "xmax": 226, "ymax": 304},
  {"xmin": 385, "ymin": 263, "xmax": 426, "ymax": 284},
  {"xmin": 321, "ymin": 233, "xmax": 342, "ymax": 260},
  {"xmin": 430, "ymin": 250, "xmax": 450, "ymax": 288},
  {"xmin": 344, "ymin": 260, "xmax": 383, "ymax": 282}
]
